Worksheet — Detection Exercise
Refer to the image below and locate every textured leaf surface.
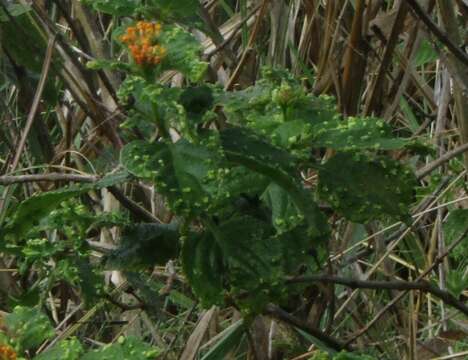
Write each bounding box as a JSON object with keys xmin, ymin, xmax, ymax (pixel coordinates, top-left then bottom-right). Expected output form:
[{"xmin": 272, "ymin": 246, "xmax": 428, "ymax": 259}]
[
  {"xmin": 443, "ymin": 209, "xmax": 468, "ymax": 262},
  {"xmin": 35, "ymin": 339, "xmax": 84, "ymax": 360},
  {"xmin": 318, "ymin": 153, "xmax": 416, "ymax": 223},
  {"xmin": 311, "ymin": 117, "xmax": 408, "ymax": 150},
  {"xmin": 220, "ymin": 127, "xmax": 329, "ymax": 239},
  {"xmin": 261, "ymin": 182, "xmax": 301, "ymax": 232},
  {"xmin": 81, "ymin": 336, "xmax": 161, "ymax": 360},
  {"xmin": 182, "ymin": 231, "xmax": 224, "ymax": 307},
  {"xmin": 4, "ymin": 171, "xmax": 129, "ymax": 238},
  {"xmin": 105, "ymin": 223, "xmax": 179, "ymax": 270},
  {"xmin": 6, "ymin": 187, "xmax": 84, "ymax": 238},
  {"xmin": 121, "ymin": 139, "xmax": 223, "ymax": 215},
  {"xmin": 200, "ymin": 320, "xmax": 245, "ymax": 360},
  {"xmin": 179, "ymin": 85, "xmax": 214, "ymax": 123},
  {"xmin": 5, "ymin": 306, "xmax": 54, "ymax": 351},
  {"xmin": 161, "ymin": 26, "xmax": 207, "ymax": 81},
  {"xmin": 182, "ymin": 215, "xmax": 315, "ymax": 311},
  {"xmin": 143, "ymin": 0, "xmax": 201, "ymax": 27},
  {"xmin": 0, "ymin": 3, "xmax": 30, "ymax": 20},
  {"xmin": 82, "ymin": 0, "xmax": 140, "ymax": 16}
]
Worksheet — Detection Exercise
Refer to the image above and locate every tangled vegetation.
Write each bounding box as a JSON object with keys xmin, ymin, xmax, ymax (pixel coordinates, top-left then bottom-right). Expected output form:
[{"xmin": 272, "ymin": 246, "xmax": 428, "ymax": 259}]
[{"xmin": 0, "ymin": 0, "xmax": 467, "ymax": 359}]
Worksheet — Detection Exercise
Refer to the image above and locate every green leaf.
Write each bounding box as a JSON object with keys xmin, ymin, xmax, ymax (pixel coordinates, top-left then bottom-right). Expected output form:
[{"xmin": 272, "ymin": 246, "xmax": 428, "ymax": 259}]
[
  {"xmin": 105, "ymin": 223, "xmax": 180, "ymax": 270},
  {"xmin": 120, "ymin": 141, "xmax": 163, "ymax": 180},
  {"xmin": 3, "ymin": 171, "xmax": 130, "ymax": 239},
  {"xmin": 413, "ymin": 39, "xmax": 438, "ymax": 67},
  {"xmin": 0, "ymin": 3, "xmax": 30, "ymax": 21},
  {"xmin": 399, "ymin": 98, "xmax": 420, "ymax": 133},
  {"xmin": 220, "ymin": 127, "xmax": 329, "ymax": 239},
  {"xmin": 0, "ymin": 13, "xmax": 45, "ymax": 73},
  {"xmin": 34, "ymin": 338, "xmax": 84, "ymax": 360},
  {"xmin": 81, "ymin": 336, "xmax": 161, "ymax": 360},
  {"xmin": 220, "ymin": 127, "xmax": 298, "ymax": 173},
  {"xmin": 183, "ymin": 215, "xmax": 314, "ymax": 312},
  {"xmin": 279, "ymin": 225, "xmax": 319, "ymax": 274},
  {"xmin": 93, "ymin": 170, "xmax": 131, "ymax": 188},
  {"xmin": 5, "ymin": 187, "xmax": 84, "ymax": 239},
  {"xmin": 219, "ymin": 80, "xmax": 274, "ymax": 120},
  {"xmin": 222, "ymin": 167, "xmax": 270, "ymax": 200},
  {"xmin": 309, "ymin": 350, "xmax": 331, "ymax": 360},
  {"xmin": 271, "ymin": 119, "xmax": 312, "ymax": 149},
  {"xmin": 143, "ymin": 0, "xmax": 202, "ymax": 27},
  {"xmin": 179, "ymin": 85, "xmax": 214, "ymax": 123},
  {"xmin": 86, "ymin": 59, "xmax": 132, "ymax": 72},
  {"xmin": 74, "ymin": 258, "xmax": 102, "ymax": 304},
  {"xmin": 0, "ymin": 11, "xmax": 62, "ymax": 105},
  {"xmin": 318, "ymin": 153, "xmax": 416, "ymax": 223},
  {"xmin": 201, "ymin": 320, "xmax": 245, "ymax": 360},
  {"xmin": 261, "ymin": 182, "xmax": 301, "ymax": 233},
  {"xmin": 121, "ymin": 139, "xmax": 224, "ymax": 215},
  {"xmin": 5, "ymin": 306, "xmax": 54, "ymax": 352},
  {"xmin": 117, "ymin": 76, "xmax": 183, "ymax": 135},
  {"xmin": 124, "ymin": 272, "xmax": 167, "ymax": 315},
  {"xmin": 311, "ymin": 117, "xmax": 408, "ymax": 151},
  {"xmin": 211, "ymin": 215, "xmax": 314, "ymax": 312},
  {"xmin": 446, "ymin": 270, "xmax": 468, "ymax": 298},
  {"xmin": 181, "ymin": 231, "xmax": 225, "ymax": 307},
  {"xmin": 160, "ymin": 26, "xmax": 208, "ymax": 81},
  {"xmin": 215, "ymin": 216, "xmax": 278, "ymax": 293},
  {"xmin": 443, "ymin": 209, "xmax": 468, "ymax": 262},
  {"xmin": 333, "ymin": 351, "xmax": 378, "ymax": 360},
  {"xmin": 82, "ymin": 0, "xmax": 141, "ymax": 16}
]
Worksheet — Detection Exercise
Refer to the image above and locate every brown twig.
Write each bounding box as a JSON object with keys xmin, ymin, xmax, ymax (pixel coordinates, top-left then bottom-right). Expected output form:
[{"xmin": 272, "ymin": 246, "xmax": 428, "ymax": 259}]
[
  {"xmin": 0, "ymin": 173, "xmax": 98, "ymax": 185},
  {"xmin": 416, "ymin": 142, "xmax": 468, "ymax": 179},
  {"xmin": 9, "ymin": 36, "xmax": 56, "ymax": 172},
  {"xmin": 0, "ymin": 173, "xmax": 160, "ymax": 223},
  {"xmin": 264, "ymin": 304, "xmax": 351, "ymax": 351},
  {"xmin": 224, "ymin": 0, "xmax": 270, "ymax": 91},
  {"xmin": 406, "ymin": 0, "xmax": 468, "ymax": 67},
  {"xmin": 103, "ymin": 294, "xmax": 146, "ymax": 311},
  {"xmin": 205, "ymin": 3, "xmax": 263, "ymax": 59},
  {"xmin": 107, "ymin": 186, "xmax": 161, "ymax": 223},
  {"xmin": 343, "ymin": 228, "xmax": 468, "ymax": 347},
  {"xmin": 286, "ymin": 275, "xmax": 468, "ymax": 316}
]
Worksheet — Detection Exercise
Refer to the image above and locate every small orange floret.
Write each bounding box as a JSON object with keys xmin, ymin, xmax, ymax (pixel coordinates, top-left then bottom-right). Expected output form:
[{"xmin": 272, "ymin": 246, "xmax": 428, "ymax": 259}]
[
  {"xmin": 0, "ymin": 345, "xmax": 17, "ymax": 360},
  {"xmin": 121, "ymin": 21, "xmax": 166, "ymax": 66},
  {"xmin": 120, "ymin": 34, "xmax": 130, "ymax": 43}
]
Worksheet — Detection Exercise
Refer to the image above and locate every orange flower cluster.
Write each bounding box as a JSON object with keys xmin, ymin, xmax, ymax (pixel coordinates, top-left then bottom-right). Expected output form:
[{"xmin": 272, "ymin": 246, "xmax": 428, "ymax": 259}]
[
  {"xmin": 120, "ymin": 21, "xmax": 167, "ymax": 66},
  {"xmin": 0, "ymin": 345, "xmax": 16, "ymax": 360}
]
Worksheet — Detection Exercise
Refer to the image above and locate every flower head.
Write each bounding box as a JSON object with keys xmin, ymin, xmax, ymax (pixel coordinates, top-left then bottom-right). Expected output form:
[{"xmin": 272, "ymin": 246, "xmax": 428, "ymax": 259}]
[
  {"xmin": 120, "ymin": 21, "xmax": 167, "ymax": 66},
  {"xmin": 0, "ymin": 345, "xmax": 17, "ymax": 360}
]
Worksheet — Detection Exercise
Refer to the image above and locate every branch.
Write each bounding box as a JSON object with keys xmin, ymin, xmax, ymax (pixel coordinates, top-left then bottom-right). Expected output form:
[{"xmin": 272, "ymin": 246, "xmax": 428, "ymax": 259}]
[
  {"xmin": 0, "ymin": 173, "xmax": 161, "ymax": 223},
  {"xmin": 416, "ymin": 142, "xmax": 468, "ymax": 179},
  {"xmin": 9, "ymin": 36, "xmax": 56, "ymax": 173},
  {"xmin": 264, "ymin": 304, "xmax": 351, "ymax": 352},
  {"xmin": 107, "ymin": 185, "xmax": 161, "ymax": 223},
  {"xmin": 103, "ymin": 293, "xmax": 145, "ymax": 311},
  {"xmin": 0, "ymin": 173, "xmax": 98, "ymax": 185},
  {"xmin": 343, "ymin": 228, "xmax": 468, "ymax": 346},
  {"xmin": 286, "ymin": 275, "xmax": 468, "ymax": 316},
  {"xmin": 406, "ymin": 0, "xmax": 468, "ymax": 68}
]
